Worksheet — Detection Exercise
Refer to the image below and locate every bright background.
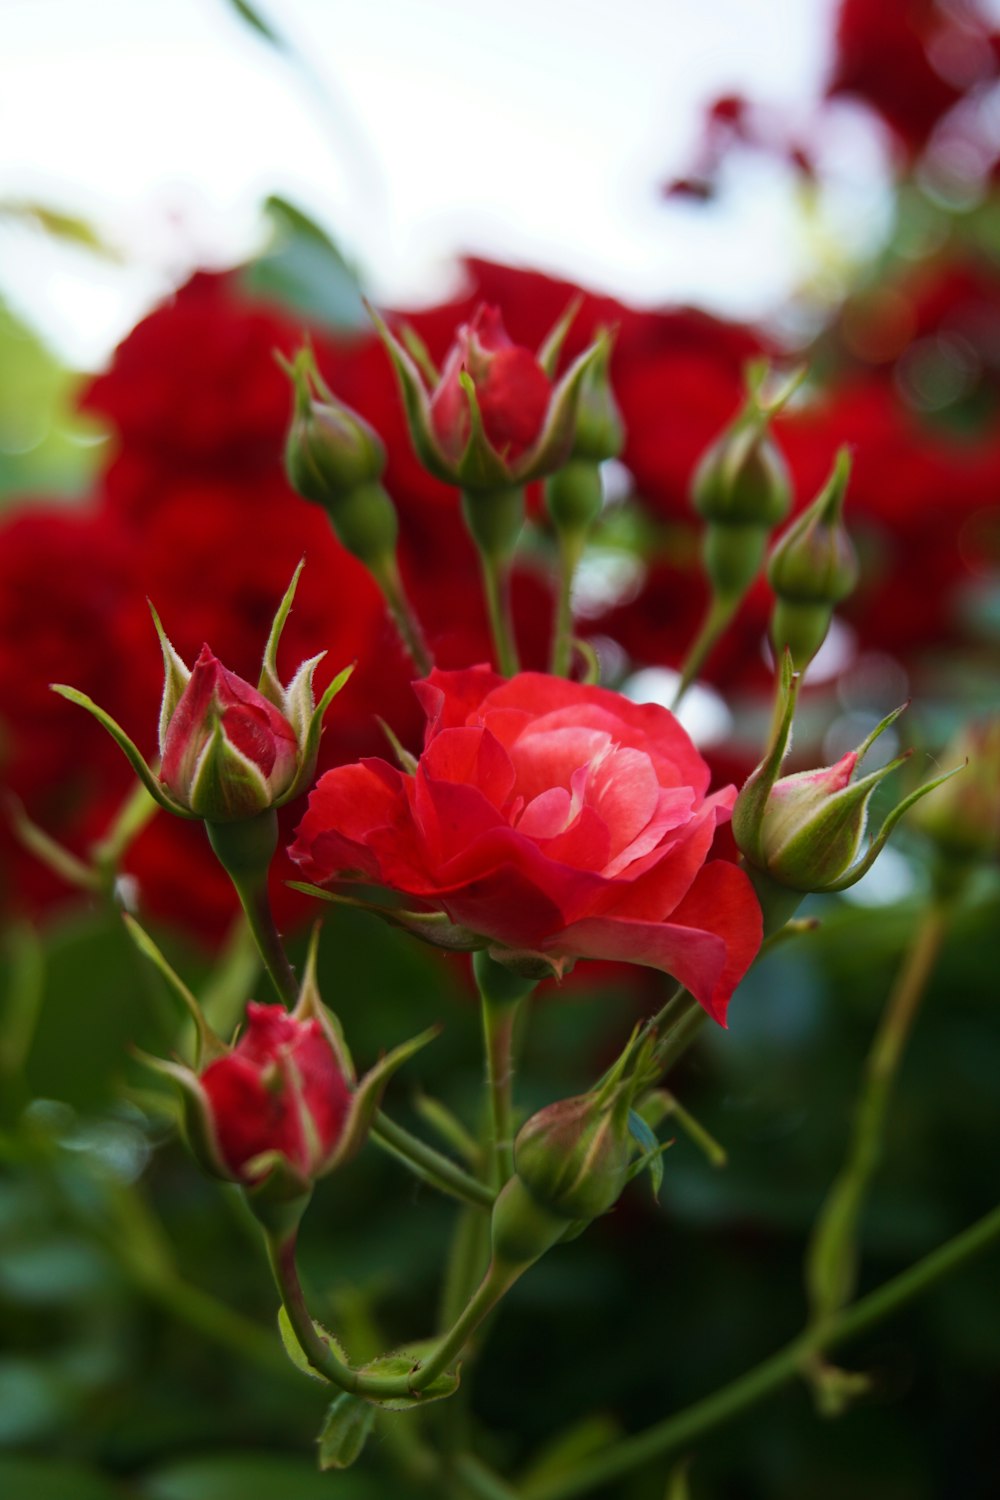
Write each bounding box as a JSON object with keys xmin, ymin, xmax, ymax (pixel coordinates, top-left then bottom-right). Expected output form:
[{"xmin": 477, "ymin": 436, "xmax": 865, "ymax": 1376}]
[{"xmin": 0, "ymin": 0, "xmax": 892, "ymax": 366}]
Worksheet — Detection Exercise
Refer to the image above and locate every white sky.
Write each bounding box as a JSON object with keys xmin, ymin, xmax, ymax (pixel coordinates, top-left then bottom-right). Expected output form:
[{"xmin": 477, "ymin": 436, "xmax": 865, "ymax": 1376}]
[{"xmin": 0, "ymin": 0, "xmax": 888, "ymax": 366}]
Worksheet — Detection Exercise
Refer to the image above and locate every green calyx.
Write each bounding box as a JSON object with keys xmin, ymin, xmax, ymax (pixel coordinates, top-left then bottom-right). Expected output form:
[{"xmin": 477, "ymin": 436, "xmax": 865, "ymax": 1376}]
[
  {"xmin": 369, "ymin": 300, "xmax": 612, "ymax": 492},
  {"xmin": 734, "ymin": 661, "xmax": 966, "ymax": 894},
  {"xmin": 282, "ymin": 347, "xmax": 386, "ymax": 505},
  {"xmin": 768, "ymin": 447, "xmax": 859, "ymax": 671},
  {"xmin": 692, "ymin": 361, "xmax": 802, "ymax": 530}
]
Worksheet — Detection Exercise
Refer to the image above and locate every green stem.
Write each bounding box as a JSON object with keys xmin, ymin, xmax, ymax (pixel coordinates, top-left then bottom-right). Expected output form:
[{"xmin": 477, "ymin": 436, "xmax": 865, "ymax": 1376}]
[
  {"xmin": 671, "ymin": 592, "xmax": 740, "ymax": 711},
  {"xmin": 805, "ymin": 900, "xmax": 951, "ymax": 1326},
  {"xmin": 205, "ymin": 814, "xmax": 299, "ymax": 1006},
  {"xmin": 409, "ymin": 1259, "xmax": 517, "ymax": 1393},
  {"xmin": 372, "ymin": 554, "xmax": 434, "ymax": 676},
  {"xmin": 521, "ymin": 1199, "xmax": 1000, "ymax": 1500},
  {"xmin": 371, "ymin": 1110, "xmax": 495, "ymax": 1210},
  {"xmin": 481, "ymin": 550, "xmax": 520, "ymax": 677},
  {"xmin": 474, "ymin": 952, "xmax": 535, "ymax": 1188},
  {"xmin": 551, "ymin": 530, "xmax": 585, "ymax": 678}
]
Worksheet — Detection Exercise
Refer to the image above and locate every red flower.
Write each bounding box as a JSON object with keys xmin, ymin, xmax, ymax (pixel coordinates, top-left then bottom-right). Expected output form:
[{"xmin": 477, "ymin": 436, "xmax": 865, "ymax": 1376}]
[
  {"xmin": 430, "ymin": 304, "xmax": 552, "ymax": 462},
  {"xmin": 160, "ymin": 645, "xmax": 300, "ymax": 821},
  {"xmin": 199, "ymin": 1003, "xmax": 352, "ymax": 1183},
  {"xmin": 291, "ymin": 667, "xmax": 762, "ymax": 1023},
  {"xmin": 828, "ymin": 0, "xmax": 999, "ymax": 156}
]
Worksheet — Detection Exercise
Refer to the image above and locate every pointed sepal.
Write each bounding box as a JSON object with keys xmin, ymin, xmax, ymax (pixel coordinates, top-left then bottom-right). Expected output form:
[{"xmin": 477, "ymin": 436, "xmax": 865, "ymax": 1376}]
[
  {"xmin": 148, "ymin": 601, "xmax": 191, "ymax": 755},
  {"xmin": 49, "ymin": 684, "xmax": 195, "ymax": 818}
]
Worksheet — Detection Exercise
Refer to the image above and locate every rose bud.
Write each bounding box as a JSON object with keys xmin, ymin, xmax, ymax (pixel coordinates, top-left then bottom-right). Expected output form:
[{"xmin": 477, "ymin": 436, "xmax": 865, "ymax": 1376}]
[
  {"xmin": 159, "ymin": 646, "xmax": 299, "ymax": 821},
  {"xmin": 370, "ymin": 301, "xmax": 609, "ymax": 495},
  {"xmin": 545, "ymin": 331, "xmax": 622, "ymax": 541},
  {"xmin": 138, "ymin": 925, "xmax": 437, "ymax": 1219},
  {"xmin": 514, "ymin": 1091, "xmax": 633, "ymax": 1223},
  {"xmin": 768, "ymin": 447, "xmax": 859, "ymax": 672},
  {"xmin": 199, "ymin": 1001, "xmax": 352, "ymax": 1184},
  {"xmin": 910, "ymin": 716, "xmax": 1000, "ymax": 871},
  {"xmin": 692, "ymin": 361, "xmax": 799, "ymax": 600},
  {"xmin": 52, "ymin": 562, "xmax": 353, "ymax": 826},
  {"xmin": 733, "ymin": 654, "xmax": 961, "ymax": 901},
  {"xmin": 282, "ymin": 349, "xmax": 400, "ymax": 573}
]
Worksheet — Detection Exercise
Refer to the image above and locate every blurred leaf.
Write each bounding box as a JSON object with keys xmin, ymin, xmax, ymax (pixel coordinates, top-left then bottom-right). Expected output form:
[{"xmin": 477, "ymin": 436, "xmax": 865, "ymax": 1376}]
[
  {"xmin": 0, "ymin": 1456, "xmax": 119, "ymax": 1500},
  {"xmin": 0, "ymin": 298, "xmax": 104, "ymax": 503},
  {"xmin": 242, "ymin": 196, "xmax": 366, "ymax": 331},
  {"xmin": 140, "ymin": 1451, "xmax": 380, "ymax": 1500},
  {"xmin": 317, "ymin": 1392, "xmax": 375, "ymax": 1469},
  {"xmin": 518, "ymin": 1412, "xmax": 623, "ymax": 1486},
  {"xmin": 0, "ymin": 201, "xmax": 118, "ymax": 258},
  {"xmin": 225, "ymin": 0, "xmax": 286, "ymax": 48}
]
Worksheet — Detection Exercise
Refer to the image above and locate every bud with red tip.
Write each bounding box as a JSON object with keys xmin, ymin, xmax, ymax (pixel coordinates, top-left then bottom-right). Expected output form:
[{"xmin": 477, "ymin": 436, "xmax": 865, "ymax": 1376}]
[
  {"xmin": 768, "ymin": 447, "xmax": 859, "ymax": 671},
  {"xmin": 159, "ymin": 646, "xmax": 299, "ymax": 821},
  {"xmin": 52, "ymin": 563, "xmax": 353, "ymax": 825},
  {"xmin": 370, "ymin": 301, "xmax": 609, "ymax": 495},
  {"xmin": 199, "ymin": 1001, "xmax": 352, "ymax": 1185},
  {"xmin": 138, "ymin": 925, "xmax": 437, "ymax": 1219},
  {"xmin": 733, "ymin": 654, "xmax": 962, "ymax": 896}
]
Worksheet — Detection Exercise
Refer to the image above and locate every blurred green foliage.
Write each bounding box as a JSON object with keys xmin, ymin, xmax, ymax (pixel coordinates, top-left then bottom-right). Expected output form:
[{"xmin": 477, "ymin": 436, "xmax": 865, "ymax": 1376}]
[{"xmin": 2, "ymin": 869, "xmax": 999, "ymax": 1498}]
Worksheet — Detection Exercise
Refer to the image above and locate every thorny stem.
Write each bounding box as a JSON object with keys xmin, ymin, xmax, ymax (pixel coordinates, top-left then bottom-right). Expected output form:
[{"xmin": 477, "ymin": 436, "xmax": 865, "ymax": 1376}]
[{"xmin": 372, "ymin": 553, "xmax": 434, "ymax": 676}]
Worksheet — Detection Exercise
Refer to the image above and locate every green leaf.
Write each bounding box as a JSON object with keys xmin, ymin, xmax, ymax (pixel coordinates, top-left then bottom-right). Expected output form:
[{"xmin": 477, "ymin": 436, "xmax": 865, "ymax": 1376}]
[
  {"xmin": 243, "ymin": 197, "xmax": 366, "ymax": 331},
  {"xmin": 518, "ymin": 1413, "xmax": 623, "ymax": 1487},
  {"xmin": 140, "ymin": 1452, "xmax": 377, "ymax": 1500},
  {"xmin": 225, "ymin": 0, "xmax": 287, "ymax": 48},
  {"xmin": 277, "ymin": 1304, "xmax": 348, "ymax": 1383},
  {"xmin": 359, "ymin": 1343, "xmax": 459, "ymax": 1409},
  {"xmin": 317, "ymin": 1391, "xmax": 376, "ymax": 1469},
  {"xmin": 627, "ymin": 1109, "xmax": 664, "ymax": 1200}
]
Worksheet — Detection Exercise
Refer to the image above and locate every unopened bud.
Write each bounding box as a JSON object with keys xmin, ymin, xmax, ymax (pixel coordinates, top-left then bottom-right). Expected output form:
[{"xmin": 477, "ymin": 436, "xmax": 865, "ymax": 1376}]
[
  {"xmin": 692, "ymin": 363, "xmax": 798, "ymax": 599},
  {"xmin": 515, "ymin": 1091, "xmax": 632, "ymax": 1222},
  {"xmin": 768, "ymin": 447, "xmax": 858, "ymax": 670},
  {"xmin": 283, "ymin": 350, "xmax": 398, "ymax": 568}
]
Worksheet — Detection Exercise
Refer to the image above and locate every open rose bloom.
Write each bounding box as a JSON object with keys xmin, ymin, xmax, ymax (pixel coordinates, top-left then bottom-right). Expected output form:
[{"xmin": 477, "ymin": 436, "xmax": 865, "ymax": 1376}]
[{"xmin": 292, "ymin": 667, "xmax": 762, "ymax": 1022}]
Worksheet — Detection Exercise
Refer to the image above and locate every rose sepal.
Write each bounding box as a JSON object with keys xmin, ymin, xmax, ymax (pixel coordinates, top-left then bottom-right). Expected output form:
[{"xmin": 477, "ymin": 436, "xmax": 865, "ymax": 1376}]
[
  {"xmin": 734, "ymin": 682, "xmax": 966, "ymax": 893},
  {"xmin": 48, "ymin": 684, "xmax": 197, "ymax": 819},
  {"xmin": 369, "ymin": 302, "xmax": 610, "ymax": 490}
]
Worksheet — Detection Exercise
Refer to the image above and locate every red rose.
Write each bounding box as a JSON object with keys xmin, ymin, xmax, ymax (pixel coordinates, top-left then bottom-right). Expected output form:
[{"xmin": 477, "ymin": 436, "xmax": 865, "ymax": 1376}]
[
  {"xmin": 159, "ymin": 645, "xmax": 300, "ymax": 821},
  {"xmin": 291, "ymin": 667, "xmax": 762, "ymax": 1023},
  {"xmin": 199, "ymin": 1002, "xmax": 352, "ymax": 1183},
  {"xmin": 430, "ymin": 304, "xmax": 552, "ymax": 462}
]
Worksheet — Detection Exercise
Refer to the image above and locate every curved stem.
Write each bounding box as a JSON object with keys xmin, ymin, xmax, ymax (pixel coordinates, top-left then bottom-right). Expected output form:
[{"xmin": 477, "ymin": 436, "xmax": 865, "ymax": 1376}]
[
  {"xmin": 806, "ymin": 900, "xmax": 951, "ymax": 1326},
  {"xmin": 521, "ymin": 1199, "xmax": 1000, "ymax": 1500},
  {"xmin": 409, "ymin": 1259, "xmax": 517, "ymax": 1393},
  {"xmin": 671, "ymin": 592, "xmax": 739, "ymax": 712},
  {"xmin": 371, "ymin": 1110, "xmax": 495, "ymax": 1210}
]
